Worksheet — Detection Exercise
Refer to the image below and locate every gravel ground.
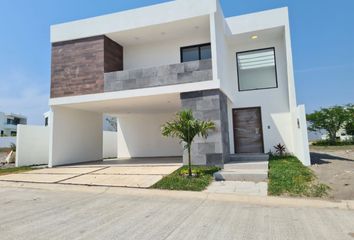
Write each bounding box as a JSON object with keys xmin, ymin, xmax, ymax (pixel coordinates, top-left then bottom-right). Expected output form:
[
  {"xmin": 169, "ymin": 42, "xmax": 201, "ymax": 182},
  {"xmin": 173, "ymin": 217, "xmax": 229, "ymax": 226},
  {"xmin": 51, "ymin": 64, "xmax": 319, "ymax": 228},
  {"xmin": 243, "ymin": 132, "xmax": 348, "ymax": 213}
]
[{"xmin": 310, "ymin": 145, "xmax": 354, "ymax": 200}]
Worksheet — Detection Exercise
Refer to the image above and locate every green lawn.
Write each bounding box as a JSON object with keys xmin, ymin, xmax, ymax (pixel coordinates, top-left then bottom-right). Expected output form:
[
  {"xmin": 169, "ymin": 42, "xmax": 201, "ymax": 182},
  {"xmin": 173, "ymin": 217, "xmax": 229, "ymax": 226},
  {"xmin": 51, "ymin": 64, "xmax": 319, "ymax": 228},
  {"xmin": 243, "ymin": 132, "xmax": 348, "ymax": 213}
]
[
  {"xmin": 151, "ymin": 166, "xmax": 220, "ymax": 191},
  {"xmin": 268, "ymin": 155, "xmax": 329, "ymax": 197},
  {"xmin": 0, "ymin": 166, "xmax": 33, "ymax": 176}
]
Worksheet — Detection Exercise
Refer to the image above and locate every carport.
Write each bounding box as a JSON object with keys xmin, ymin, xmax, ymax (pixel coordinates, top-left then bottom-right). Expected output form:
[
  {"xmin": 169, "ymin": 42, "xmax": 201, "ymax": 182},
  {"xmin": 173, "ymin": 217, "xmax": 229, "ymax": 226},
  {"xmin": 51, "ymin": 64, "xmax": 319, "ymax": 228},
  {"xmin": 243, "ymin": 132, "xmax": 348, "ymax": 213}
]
[{"xmin": 49, "ymin": 93, "xmax": 183, "ymax": 168}]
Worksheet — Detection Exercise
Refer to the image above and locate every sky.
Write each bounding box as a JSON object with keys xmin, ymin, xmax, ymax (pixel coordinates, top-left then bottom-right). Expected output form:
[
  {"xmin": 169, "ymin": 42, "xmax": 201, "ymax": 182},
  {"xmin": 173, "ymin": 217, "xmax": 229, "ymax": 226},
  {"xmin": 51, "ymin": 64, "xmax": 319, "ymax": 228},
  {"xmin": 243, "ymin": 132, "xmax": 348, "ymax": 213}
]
[{"xmin": 0, "ymin": 0, "xmax": 353, "ymax": 125}]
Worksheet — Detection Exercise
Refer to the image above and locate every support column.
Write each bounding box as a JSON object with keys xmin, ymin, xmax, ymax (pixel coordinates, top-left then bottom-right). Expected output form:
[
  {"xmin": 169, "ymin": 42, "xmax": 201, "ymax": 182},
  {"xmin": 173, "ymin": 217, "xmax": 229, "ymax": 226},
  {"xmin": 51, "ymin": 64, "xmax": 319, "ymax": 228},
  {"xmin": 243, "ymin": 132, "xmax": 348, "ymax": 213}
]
[
  {"xmin": 49, "ymin": 106, "xmax": 103, "ymax": 167},
  {"xmin": 180, "ymin": 89, "xmax": 230, "ymax": 167}
]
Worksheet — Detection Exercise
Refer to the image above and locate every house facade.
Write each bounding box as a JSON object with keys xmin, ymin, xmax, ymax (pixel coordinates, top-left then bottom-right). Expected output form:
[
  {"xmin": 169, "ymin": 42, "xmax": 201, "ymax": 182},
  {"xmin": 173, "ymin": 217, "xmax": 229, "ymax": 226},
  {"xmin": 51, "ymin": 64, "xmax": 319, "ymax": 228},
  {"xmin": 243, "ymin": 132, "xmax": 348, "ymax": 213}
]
[
  {"xmin": 48, "ymin": 0, "xmax": 310, "ymax": 167},
  {"xmin": 0, "ymin": 112, "xmax": 27, "ymax": 136}
]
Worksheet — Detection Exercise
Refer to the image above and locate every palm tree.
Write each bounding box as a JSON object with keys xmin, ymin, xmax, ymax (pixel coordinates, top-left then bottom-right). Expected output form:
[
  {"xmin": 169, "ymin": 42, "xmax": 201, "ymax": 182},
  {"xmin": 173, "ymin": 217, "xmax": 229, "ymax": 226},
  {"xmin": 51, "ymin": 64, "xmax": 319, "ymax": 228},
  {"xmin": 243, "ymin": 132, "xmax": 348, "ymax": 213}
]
[{"xmin": 161, "ymin": 109, "xmax": 215, "ymax": 177}]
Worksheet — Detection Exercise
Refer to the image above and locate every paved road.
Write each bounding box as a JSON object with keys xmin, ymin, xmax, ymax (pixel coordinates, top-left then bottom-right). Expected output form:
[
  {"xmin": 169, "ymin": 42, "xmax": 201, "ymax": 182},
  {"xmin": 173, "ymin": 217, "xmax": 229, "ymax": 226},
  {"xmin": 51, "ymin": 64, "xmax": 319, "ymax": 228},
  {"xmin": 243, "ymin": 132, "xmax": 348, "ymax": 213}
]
[{"xmin": 0, "ymin": 184, "xmax": 353, "ymax": 240}]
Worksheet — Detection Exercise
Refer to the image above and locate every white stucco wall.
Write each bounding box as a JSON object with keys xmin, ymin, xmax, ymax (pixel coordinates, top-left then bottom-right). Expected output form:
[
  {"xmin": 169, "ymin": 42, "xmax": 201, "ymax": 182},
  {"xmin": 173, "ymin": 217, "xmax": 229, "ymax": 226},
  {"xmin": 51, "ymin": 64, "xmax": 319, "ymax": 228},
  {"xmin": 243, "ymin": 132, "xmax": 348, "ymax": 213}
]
[
  {"xmin": 51, "ymin": 0, "xmax": 217, "ymax": 43},
  {"xmin": 124, "ymin": 35, "xmax": 211, "ymax": 70},
  {"xmin": 16, "ymin": 125, "xmax": 49, "ymax": 167},
  {"xmin": 49, "ymin": 107, "xmax": 103, "ymax": 167},
  {"xmin": 216, "ymin": 7, "xmax": 309, "ymax": 163},
  {"xmin": 103, "ymin": 131, "xmax": 117, "ymax": 158},
  {"xmin": 223, "ymin": 37, "xmax": 295, "ymax": 154},
  {"xmin": 117, "ymin": 113, "xmax": 182, "ymax": 158},
  {"xmin": 294, "ymin": 105, "xmax": 311, "ymax": 166}
]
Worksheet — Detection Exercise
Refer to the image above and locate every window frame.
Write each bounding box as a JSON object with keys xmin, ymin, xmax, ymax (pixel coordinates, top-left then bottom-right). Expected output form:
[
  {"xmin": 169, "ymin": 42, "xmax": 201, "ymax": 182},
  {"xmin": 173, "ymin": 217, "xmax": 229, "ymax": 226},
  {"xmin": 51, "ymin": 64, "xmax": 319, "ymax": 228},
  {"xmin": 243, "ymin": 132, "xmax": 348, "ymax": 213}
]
[
  {"xmin": 236, "ymin": 47, "xmax": 278, "ymax": 92},
  {"xmin": 180, "ymin": 43, "xmax": 211, "ymax": 63}
]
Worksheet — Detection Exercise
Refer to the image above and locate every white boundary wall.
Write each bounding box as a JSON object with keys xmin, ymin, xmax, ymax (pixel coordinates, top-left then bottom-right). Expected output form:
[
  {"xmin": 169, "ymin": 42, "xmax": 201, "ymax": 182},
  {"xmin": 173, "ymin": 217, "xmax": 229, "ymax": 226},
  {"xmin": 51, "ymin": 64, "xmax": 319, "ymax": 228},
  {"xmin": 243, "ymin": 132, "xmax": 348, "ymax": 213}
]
[
  {"xmin": 16, "ymin": 123, "xmax": 118, "ymax": 166},
  {"xmin": 16, "ymin": 125, "xmax": 49, "ymax": 167},
  {"xmin": 294, "ymin": 105, "xmax": 311, "ymax": 166},
  {"xmin": 0, "ymin": 137, "xmax": 16, "ymax": 148},
  {"xmin": 103, "ymin": 131, "xmax": 117, "ymax": 158}
]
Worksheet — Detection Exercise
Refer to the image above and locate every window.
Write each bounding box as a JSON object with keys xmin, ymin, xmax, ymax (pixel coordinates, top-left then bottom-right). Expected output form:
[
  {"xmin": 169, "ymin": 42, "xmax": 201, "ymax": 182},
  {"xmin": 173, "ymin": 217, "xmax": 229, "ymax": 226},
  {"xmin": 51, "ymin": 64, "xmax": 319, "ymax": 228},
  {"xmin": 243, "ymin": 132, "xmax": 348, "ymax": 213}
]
[
  {"xmin": 236, "ymin": 48, "xmax": 278, "ymax": 91},
  {"xmin": 45, "ymin": 117, "xmax": 48, "ymax": 126},
  {"xmin": 180, "ymin": 43, "xmax": 211, "ymax": 62}
]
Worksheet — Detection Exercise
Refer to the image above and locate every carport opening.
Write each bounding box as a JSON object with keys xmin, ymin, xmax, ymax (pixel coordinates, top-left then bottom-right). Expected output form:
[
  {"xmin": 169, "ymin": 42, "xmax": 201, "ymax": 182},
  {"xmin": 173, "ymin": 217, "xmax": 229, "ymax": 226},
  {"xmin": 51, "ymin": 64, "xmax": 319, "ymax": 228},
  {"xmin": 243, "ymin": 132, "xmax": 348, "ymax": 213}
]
[{"xmin": 50, "ymin": 94, "xmax": 183, "ymax": 167}]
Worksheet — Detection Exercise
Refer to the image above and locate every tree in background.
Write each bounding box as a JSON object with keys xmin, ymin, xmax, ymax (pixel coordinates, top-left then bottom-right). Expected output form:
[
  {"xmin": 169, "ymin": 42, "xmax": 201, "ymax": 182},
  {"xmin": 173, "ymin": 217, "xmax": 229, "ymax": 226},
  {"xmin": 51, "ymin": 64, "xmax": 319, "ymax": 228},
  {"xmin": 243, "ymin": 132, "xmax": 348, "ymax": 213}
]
[
  {"xmin": 105, "ymin": 116, "xmax": 117, "ymax": 131},
  {"xmin": 307, "ymin": 105, "xmax": 352, "ymax": 143},
  {"xmin": 161, "ymin": 109, "xmax": 215, "ymax": 177},
  {"xmin": 345, "ymin": 104, "xmax": 354, "ymax": 136}
]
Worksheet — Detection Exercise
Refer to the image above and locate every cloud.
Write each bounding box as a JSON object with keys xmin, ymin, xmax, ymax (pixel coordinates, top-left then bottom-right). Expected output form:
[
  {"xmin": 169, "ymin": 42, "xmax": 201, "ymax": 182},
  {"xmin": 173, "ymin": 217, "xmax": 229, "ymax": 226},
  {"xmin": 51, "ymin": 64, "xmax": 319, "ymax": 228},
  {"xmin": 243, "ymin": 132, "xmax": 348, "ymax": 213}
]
[{"xmin": 0, "ymin": 69, "xmax": 49, "ymax": 125}]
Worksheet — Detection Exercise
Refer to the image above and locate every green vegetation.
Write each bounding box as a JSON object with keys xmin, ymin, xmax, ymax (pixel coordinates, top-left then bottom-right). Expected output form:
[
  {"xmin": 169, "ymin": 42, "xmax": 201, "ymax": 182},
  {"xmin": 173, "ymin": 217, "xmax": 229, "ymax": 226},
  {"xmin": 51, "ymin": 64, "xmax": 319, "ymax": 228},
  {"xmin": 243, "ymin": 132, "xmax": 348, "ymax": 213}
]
[
  {"xmin": 161, "ymin": 109, "xmax": 215, "ymax": 177},
  {"xmin": 307, "ymin": 104, "xmax": 353, "ymax": 144},
  {"xmin": 268, "ymin": 155, "xmax": 329, "ymax": 197},
  {"xmin": 0, "ymin": 166, "xmax": 33, "ymax": 176},
  {"xmin": 151, "ymin": 166, "xmax": 220, "ymax": 191},
  {"xmin": 310, "ymin": 144, "xmax": 354, "ymax": 152},
  {"xmin": 312, "ymin": 139, "xmax": 354, "ymax": 146}
]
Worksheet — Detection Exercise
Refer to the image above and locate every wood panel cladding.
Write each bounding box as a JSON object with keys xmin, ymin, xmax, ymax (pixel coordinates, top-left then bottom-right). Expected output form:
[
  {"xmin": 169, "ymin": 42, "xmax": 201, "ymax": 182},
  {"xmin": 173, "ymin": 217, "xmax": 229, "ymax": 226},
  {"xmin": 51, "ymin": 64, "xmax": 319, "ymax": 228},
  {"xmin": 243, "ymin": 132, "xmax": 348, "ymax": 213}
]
[{"xmin": 51, "ymin": 35, "xmax": 123, "ymax": 98}]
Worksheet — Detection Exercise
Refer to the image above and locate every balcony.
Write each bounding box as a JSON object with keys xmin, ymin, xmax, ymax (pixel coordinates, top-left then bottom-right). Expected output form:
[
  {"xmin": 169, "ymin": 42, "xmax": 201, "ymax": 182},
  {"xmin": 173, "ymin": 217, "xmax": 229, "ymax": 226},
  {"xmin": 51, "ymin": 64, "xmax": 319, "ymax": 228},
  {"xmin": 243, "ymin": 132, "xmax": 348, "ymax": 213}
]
[
  {"xmin": 104, "ymin": 59, "xmax": 212, "ymax": 92},
  {"xmin": 3, "ymin": 124, "xmax": 18, "ymax": 130}
]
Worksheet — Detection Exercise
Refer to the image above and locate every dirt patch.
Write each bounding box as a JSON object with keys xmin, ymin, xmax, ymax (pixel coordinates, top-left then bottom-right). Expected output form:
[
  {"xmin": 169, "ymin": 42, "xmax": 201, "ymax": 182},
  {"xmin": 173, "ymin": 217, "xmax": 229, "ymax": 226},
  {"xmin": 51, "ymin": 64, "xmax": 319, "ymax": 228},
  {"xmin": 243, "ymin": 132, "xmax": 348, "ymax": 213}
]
[{"xmin": 310, "ymin": 145, "xmax": 354, "ymax": 200}]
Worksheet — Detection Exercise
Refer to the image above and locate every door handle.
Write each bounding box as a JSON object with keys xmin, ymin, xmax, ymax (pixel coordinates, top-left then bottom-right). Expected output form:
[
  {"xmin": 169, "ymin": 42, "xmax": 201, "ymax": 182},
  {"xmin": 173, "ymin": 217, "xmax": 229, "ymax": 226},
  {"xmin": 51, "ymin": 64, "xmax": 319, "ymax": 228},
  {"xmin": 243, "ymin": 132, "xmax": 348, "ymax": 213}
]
[{"xmin": 255, "ymin": 128, "xmax": 259, "ymax": 134}]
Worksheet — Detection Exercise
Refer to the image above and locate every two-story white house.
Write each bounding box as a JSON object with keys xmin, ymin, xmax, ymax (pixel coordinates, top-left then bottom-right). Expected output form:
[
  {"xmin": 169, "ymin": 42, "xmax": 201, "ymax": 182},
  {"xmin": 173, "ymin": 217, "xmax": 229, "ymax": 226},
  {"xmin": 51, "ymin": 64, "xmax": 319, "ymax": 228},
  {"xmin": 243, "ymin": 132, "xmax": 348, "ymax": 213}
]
[
  {"xmin": 48, "ymin": 0, "xmax": 310, "ymax": 167},
  {"xmin": 0, "ymin": 112, "xmax": 27, "ymax": 136}
]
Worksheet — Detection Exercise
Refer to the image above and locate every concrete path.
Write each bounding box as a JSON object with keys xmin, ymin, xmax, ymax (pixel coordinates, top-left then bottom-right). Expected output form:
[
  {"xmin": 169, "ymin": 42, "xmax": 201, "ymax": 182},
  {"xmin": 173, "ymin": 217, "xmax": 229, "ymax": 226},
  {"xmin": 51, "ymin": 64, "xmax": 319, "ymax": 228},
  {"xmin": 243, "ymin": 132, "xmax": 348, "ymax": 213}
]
[
  {"xmin": 0, "ymin": 182, "xmax": 353, "ymax": 240},
  {"xmin": 0, "ymin": 157, "xmax": 181, "ymax": 188},
  {"xmin": 206, "ymin": 181, "xmax": 268, "ymax": 196}
]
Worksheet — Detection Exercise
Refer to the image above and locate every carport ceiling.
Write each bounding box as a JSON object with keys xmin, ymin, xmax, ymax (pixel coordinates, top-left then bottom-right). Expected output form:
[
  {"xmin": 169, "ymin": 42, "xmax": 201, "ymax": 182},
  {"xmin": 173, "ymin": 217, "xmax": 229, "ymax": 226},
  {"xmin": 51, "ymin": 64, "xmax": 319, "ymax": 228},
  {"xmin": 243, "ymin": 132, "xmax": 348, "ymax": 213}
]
[{"xmin": 65, "ymin": 93, "xmax": 181, "ymax": 114}]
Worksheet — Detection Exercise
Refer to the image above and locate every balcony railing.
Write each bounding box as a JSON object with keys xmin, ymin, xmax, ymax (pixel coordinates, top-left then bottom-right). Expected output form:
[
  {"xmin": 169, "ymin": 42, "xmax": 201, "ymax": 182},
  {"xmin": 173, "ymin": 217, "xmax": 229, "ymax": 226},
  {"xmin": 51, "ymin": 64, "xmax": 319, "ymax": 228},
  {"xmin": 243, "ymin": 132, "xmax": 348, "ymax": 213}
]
[
  {"xmin": 104, "ymin": 59, "xmax": 212, "ymax": 92},
  {"xmin": 3, "ymin": 124, "xmax": 18, "ymax": 129}
]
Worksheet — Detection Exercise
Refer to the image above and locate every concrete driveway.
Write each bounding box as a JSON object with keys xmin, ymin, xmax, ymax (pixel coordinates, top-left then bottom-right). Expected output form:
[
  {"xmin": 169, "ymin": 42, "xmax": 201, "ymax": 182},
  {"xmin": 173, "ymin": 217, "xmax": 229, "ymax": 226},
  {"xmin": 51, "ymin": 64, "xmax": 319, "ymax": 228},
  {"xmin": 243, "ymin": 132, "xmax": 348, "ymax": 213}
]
[{"xmin": 0, "ymin": 157, "xmax": 181, "ymax": 188}]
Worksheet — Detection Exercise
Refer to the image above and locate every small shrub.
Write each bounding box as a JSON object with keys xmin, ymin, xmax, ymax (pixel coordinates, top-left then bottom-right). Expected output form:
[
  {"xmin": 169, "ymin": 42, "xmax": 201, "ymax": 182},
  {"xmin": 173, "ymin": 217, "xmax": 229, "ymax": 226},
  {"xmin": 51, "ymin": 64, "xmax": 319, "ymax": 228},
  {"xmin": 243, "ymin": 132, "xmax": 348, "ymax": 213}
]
[
  {"xmin": 274, "ymin": 143, "xmax": 286, "ymax": 156},
  {"xmin": 312, "ymin": 139, "xmax": 354, "ymax": 146}
]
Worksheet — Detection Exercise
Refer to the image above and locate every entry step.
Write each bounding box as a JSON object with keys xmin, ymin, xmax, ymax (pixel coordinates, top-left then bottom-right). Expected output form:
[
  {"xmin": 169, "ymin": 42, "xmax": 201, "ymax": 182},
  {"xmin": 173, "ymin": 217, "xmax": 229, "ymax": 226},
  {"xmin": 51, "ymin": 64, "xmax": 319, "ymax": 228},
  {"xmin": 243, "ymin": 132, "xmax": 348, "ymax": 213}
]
[
  {"xmin": 214, "ymin": 169, "xmax": 268, "ymax": 182},
  {"xmin": 214, "ymin": 155, "xmax": 269, "ymax": 182},
  {"xmin": 229, "ymin": 153, "xmax": 269, "ymax": 162}
]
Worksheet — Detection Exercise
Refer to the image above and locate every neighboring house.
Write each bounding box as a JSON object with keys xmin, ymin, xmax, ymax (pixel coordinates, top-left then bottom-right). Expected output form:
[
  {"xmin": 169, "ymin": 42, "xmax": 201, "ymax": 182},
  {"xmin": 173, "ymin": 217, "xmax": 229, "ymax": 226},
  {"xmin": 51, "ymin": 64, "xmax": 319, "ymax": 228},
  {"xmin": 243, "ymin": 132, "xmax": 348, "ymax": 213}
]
[
  {"xmin": 0, "ymin": 112, "xmax": 27, "ymax": 136},
  {"xmin": 47, "ymin": 0, "xmax": 310, "ymax": 167}
]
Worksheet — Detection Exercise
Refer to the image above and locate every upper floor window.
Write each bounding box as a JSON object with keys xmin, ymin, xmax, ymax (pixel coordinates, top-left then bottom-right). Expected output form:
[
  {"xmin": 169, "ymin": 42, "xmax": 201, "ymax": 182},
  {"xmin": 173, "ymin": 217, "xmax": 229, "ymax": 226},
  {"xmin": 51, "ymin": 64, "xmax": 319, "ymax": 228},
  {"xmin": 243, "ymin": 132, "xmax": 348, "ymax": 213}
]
[
  {"xmin": 180, "ymin": 43, "xmax": 211, "ymax": 62},
  {"xmin": 236, "ymin": 48, "xmax": 278, "ymax": 91}
]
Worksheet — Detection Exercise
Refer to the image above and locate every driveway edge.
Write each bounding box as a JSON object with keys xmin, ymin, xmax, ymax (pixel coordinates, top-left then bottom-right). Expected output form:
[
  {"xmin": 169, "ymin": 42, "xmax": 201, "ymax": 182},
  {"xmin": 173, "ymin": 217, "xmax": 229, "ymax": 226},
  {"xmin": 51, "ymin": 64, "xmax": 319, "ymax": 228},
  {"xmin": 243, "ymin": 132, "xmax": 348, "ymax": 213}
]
[{"xmin": 1, "ymin": 181, "xmax": 353, "ymax": 210}]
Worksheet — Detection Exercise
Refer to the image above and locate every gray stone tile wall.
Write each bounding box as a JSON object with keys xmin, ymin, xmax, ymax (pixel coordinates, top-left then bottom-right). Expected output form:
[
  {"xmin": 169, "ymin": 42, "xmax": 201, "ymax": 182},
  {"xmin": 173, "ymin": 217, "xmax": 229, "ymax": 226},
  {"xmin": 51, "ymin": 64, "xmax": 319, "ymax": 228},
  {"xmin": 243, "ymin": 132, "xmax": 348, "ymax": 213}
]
[
  {"xmin": 104, "ymin": 59, "xmax": 212, "ymax": 92},
  {"xmin": 180, "ymin": 89, "xmax": 230, "ymax": 167}
]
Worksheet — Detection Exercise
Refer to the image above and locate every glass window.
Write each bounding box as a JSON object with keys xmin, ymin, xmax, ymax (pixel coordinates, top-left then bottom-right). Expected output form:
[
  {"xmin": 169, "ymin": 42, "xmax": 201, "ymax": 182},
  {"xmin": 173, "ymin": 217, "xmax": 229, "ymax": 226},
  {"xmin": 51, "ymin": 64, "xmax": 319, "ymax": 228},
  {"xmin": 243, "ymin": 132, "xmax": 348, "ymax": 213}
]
[
  {"xmin": 200, "ymin": 45, "xmax": 211, "ymax": 60},
  {"xmin": 236, "ymin": 48, "xmax": 277, "ymax": 91},
  {"xmin": 181, "ymin": 43, "xmax": 211, "ymax": 62},
  {"xmin": 181, "ymin": 46, "xmax": 199, "ymax": 62}
]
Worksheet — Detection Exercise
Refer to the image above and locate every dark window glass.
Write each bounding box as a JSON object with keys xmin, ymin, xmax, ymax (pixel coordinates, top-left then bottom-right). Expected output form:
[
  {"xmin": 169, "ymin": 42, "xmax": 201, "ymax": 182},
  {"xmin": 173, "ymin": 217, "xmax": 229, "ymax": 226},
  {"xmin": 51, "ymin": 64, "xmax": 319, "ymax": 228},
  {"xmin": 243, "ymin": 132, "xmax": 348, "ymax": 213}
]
[
  {"xmin": 181, "ymin": 47, "xmax": 199, "ymax": 62},
  {"xmin": 181, "ymin": 43, "xmax": 211, "ymax": 62},
  {"xmin": 200, "ymin": 45, "xmax": 211, "ymax": 59},
  {"xmin": 45, "ymin": 117, "xmax": 48, "ymax": 126}
]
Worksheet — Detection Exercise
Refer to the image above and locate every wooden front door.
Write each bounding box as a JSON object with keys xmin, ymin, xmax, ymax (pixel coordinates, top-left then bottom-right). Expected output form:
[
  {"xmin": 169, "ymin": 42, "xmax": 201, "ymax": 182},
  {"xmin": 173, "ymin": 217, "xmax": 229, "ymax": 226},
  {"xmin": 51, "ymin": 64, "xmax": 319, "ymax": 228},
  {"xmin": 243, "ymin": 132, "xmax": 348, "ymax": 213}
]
[{"xmin": 233, "ymin": 107, "xmax": 264, "ymax": 153}]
